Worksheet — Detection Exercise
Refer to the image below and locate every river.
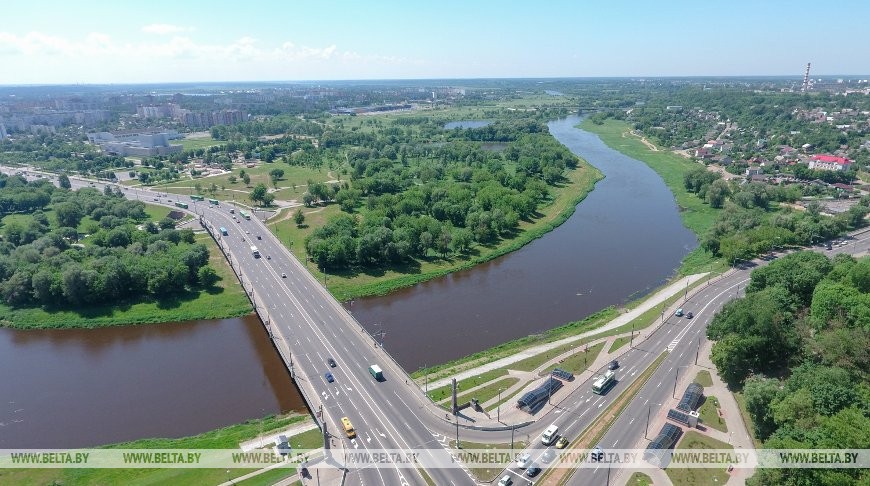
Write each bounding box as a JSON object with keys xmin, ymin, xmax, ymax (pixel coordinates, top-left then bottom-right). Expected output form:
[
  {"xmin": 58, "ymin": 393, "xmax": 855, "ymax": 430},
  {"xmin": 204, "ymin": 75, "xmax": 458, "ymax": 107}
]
[
  {"xmin": 350, "ymin": 115, "xmax": 698, "ymax": 370},
  {"xmin": 1, "ymin": 115, "xmax": 696, "ymax": 448},
  {"xmin": 0, "ymin": 316, "xmax": 305, "ymax": 448}
]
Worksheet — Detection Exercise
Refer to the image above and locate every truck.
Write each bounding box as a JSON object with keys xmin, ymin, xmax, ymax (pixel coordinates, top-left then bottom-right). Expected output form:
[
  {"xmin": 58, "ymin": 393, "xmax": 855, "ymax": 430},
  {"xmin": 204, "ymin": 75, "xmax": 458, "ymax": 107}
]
[
  {"xmin": 220, "ymin": 227, "xmax": 228, "ymax": 236},
  {"xmin": 592, "ymin": 370, "xmax": 616, "ymax": 395},
  {"xmin": 250, "ymin": 246, "xmax": 260, "ymax": 258},
  {"xmin": 368, "ymin": 365, "xmax": 383, "ymax": 381}
]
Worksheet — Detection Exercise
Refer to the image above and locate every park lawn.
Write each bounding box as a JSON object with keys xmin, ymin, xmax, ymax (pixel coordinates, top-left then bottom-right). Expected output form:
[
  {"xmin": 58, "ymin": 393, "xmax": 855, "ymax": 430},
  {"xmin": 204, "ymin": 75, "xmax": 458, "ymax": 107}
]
[
  {"xmin": 273, "ymin": 159, "xmax": 603, "ymax": 303},
  {"xmin": 694, "ymin": 370, "xmax": 713, "ymax": 387},
  {"xmin": 454, "ymin": 377, "xmax": 520, "ymax": 407},
  {"xmin": 580, "ymin": 119, "xmax": 726, "ymax": 275},
  {"xmin": 448, "ymin": 440, "xmax": 527, "ymax": 483},
  {"xmin": 555, "ymin": 341, "xmax": 605, "ymax": 376},
  {"xmin": 0, "ymin": 414, "xmax": 309, "ymax": 486},
  {"xmin": 427, "ymin": 369, "xmax": 509, "ymax": 403},
  {"xmin": 154, "ymin": 164, "xmax": 332, "ymax": 208},
  {"xmin": 143, "ymin": 202, "xmax": 172, "ymax": 222},
  {"xmin": 627, "ymin": 472, "xmax": 653, "ymax": 485},
  {"xmin": 698, "ymin": 395, "xmax": 728, "ymax": 433},
  {"xmin": 0, "ymin": 233, "xmax": 251, "ymax": 329},
  {"xmin": 608, "ymin": 335, "xmax": 631, "ymax": 353},
  {"xmin": 178, "ymin": 136, "xmax": 226, "ymax": 151},
  {"xmin": 665, "ymin": 431, "xmax": 732, "ymax": 486}
]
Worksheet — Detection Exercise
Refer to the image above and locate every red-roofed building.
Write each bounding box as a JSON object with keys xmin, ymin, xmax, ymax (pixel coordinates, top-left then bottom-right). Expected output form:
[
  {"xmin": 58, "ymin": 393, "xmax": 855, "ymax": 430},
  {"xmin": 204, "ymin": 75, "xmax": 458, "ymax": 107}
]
[{"xmin": 809, "ymin": 154, "xmax": 852, "ymax": 171}]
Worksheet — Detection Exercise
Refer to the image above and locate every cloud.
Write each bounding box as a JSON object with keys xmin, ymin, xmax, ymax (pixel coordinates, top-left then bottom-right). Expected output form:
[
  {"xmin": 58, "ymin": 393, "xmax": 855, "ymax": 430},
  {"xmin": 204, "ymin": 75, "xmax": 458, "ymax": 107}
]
[
  {"xmin": 0, "ymin": 30, "xmax": 426, "ymax": 83},
  {"xmin": 141, "ymin": 24, "xmax": 193, "ymax": 35}
]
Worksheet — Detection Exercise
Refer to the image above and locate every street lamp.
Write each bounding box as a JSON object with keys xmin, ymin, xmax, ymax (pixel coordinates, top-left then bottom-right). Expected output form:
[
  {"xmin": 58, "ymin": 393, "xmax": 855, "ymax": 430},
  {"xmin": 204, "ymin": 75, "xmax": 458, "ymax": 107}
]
[
  {"xmin": 497, "ymin": 387, "xmax": 504, "ymax": 423},
  {"xmin": 645, "ymin": 401, "xmax": 664, "ymax": 439}
]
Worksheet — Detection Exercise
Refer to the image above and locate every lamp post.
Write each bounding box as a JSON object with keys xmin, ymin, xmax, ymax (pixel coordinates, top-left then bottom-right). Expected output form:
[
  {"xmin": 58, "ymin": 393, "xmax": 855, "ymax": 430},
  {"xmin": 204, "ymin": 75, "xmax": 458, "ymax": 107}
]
[
  {"xmin": 497, "ymin": 387, "xmax": 504, "ymax": 423},
  {"xmin": 644, "ymin": 402, "xmax": 664, "ymax": 439}
]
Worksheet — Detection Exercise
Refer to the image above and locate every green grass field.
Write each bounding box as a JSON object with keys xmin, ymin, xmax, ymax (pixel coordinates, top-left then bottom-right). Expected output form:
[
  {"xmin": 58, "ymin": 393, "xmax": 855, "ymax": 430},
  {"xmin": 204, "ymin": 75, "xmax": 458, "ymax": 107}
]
[
  {"xmin": 698, "ymin": 395, "xmax": 728, "ymax": 433},
  {"xmin": 427, "ymin": 368, "xmax": 509, "ymax": 403},
  {"xmin": 177, "ymin": 136, "xmax": 226, "ymax": 151},
  {"xmin": 666, "ymin": 431, "xmax": 733, "ymax": 486},
  {"xmin": 694, "ymin": 370, "xmax": 713, "ymax": 387},
  {"xmin": 608, "ymin": 335, "xmax": 631, "ymax": 353},
  {"xmin": 0, "ymin": 414, "xmax": 310, "ymax": 486}
]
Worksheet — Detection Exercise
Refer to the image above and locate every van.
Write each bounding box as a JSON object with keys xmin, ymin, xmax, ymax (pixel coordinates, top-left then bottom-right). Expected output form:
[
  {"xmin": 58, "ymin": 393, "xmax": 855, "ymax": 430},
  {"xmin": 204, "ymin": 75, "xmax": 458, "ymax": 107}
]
[
  {"xmin": 542, "ymin": 424, "xmax": 559, "ymax": 445},
  {"xmin": 341, "ymin": 417, "xmax": 356, "ymax": 439},
  {"xmin": 369, "ymin": 365, "xmax": 384, "ymax": 381}
]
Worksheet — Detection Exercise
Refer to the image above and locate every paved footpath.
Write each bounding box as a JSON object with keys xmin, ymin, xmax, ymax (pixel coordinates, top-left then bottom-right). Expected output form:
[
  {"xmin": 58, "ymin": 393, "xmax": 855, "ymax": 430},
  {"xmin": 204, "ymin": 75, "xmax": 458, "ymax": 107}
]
[{"xmin": 427, "ymin": 274, "xmax": 709, "ymax": 390}]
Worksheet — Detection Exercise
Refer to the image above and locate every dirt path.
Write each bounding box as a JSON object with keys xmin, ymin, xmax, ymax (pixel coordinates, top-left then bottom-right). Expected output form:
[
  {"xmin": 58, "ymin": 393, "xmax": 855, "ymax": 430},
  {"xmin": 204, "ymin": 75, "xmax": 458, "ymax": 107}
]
[{"xmin": 624, "ymin": 130, "xmax": 660, "ymax": 152}]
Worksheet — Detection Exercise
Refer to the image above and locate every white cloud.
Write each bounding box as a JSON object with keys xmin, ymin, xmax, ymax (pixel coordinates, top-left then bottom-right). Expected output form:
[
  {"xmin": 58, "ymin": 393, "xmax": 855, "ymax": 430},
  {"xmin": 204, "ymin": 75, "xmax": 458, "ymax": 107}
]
[
  {"xmin": 0, "ymin": 30, "xmax": 425, "ymax": 84},
  {"xmin": 141, "ymin": 24, "xmax": 194, "ymax": 35}
]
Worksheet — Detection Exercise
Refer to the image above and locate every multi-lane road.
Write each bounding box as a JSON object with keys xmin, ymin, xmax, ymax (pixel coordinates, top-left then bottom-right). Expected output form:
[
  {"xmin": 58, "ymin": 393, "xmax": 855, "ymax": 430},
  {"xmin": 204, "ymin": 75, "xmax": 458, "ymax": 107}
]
[{"xmin": 6, "ymin": 167, "xmax": 870, "ymax": 485}]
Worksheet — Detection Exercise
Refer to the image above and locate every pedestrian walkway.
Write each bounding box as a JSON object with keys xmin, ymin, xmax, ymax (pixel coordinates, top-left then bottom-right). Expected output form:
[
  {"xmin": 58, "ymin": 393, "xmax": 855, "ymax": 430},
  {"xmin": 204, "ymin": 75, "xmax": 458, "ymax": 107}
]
[
  {"xmin": 238, "ymin": 419, "xmax": 319, "ymax": 452},
  {"xmin": 427, "ymin": 274, "xmax": 709, "ymax": 391}
]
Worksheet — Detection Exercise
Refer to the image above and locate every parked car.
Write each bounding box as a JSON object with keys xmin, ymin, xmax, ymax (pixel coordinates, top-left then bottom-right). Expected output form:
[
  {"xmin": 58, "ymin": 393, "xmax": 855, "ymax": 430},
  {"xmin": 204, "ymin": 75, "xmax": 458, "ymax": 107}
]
[
  {"xmin": 327, "ymin": 358, "xmax": 337, "ymax": 368},
  {"xmin": 608, "ymin": 360, "xmax": 619, "ymax": 370},
  {"xmin": 555, "ymin": 437, "xmax": 569, "ymax": 449},
  {"xmin": 498, "ymin": 475, "xmax": 513, "ymax": 486},
  {"xmin": 281, "ymin": 272, "xmax": 286, "ymax": 278},
  {"xmin": 325, "ymin": 372, "xmax": 334, "ymax": 383},
  {"xmin": 526, "ymin": 464, "xmax": 541, "ymax": 477},
  {"xmin": 686, "ymin": 312, "xmax": 694, "ymax": 319},
  {"xmin": 675, "ymin": 308, "xmax": 684, "ymax": 317},
  {"xmin": 257, "ymin": 235, "xmax": 262, "ymax": 240},
  {"xmin": 516, "ymin": 452, "xmax": 531, "ymax": 469}
]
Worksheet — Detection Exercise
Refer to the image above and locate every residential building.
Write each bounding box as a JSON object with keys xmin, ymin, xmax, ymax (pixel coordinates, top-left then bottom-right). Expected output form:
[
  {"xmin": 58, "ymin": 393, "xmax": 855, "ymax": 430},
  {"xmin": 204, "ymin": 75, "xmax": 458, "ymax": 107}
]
[{"xmin": 809, "ymin": 154, "xmax": 852, "ymax": 172}]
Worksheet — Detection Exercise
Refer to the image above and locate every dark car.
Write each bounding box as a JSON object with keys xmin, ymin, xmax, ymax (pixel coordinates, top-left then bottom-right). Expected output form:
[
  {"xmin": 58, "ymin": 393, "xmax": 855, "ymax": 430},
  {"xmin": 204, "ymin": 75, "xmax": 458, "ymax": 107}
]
[
  {"xmin": 300, "ymin": 467, "xmax": 310, "ymax": 478},
  {"xmin": 608, "ymin": 360, "xmax": 619, "ymax": 370},
  {"xmin": 325, "ymin": 372, "xmax": 334, "ymax": 383},
  {"xmin": 257, "ymin": 235, "xmax": 262, "ymax": 240},
  {"xmin": 686, "ymin": 312, "xmax": 694, "ymax": 319},
  {"xmin": 328, "ymin": 358, "xmax": 337, "ymax": 368},
  {"xmin": 826, "ymin": 243, "xmax": 832, "ymax": 250},
  {"xmin": 526, "ymin": 465, "xmax": 541, "ymax": 477}
]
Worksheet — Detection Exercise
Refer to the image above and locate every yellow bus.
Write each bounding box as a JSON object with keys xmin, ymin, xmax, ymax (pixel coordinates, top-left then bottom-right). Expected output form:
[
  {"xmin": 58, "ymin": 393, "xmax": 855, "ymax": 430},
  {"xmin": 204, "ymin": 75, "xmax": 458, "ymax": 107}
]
[{"xmin": 341, "ymin": 417, "xmax": 356, "ymax": 439}]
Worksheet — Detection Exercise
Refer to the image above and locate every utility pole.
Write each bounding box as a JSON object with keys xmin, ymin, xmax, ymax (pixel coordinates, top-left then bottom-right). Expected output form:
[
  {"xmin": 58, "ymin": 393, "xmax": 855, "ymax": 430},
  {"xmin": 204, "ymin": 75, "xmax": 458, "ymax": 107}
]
[
  {"xmin": 645, "ymin": 405, "xmax": 652, "ymax": 439},
  {"xmin": 673, "ymin": 368, "xmax": 680, "ymax": 399},
  {"xmin": 455, "ymin": 418, "xmax": 460, "ymax": 450},
  {"xmin": 695, "ymin": 337, "xmax": 701, "ymax": 365}
]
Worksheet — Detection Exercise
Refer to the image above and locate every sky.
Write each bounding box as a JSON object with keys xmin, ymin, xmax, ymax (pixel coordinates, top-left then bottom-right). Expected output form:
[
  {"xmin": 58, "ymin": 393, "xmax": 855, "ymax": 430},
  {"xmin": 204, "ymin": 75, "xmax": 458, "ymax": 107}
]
[{"xmin": 1, "ymin": 0, "xmax": 869, "ymax": 85}]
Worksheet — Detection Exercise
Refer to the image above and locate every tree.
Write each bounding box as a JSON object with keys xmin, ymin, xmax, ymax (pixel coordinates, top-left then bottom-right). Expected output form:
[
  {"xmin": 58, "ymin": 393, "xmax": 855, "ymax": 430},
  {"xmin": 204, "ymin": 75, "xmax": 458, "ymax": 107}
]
[
  {"xmin": 197, "ymin": 266, "xmax": 219, "ymax": 287},
  {"xmin": 250, "ymin": 183, "xmax": 268, "ymax": 205},
  {"xmin": 706, "ymin": 178, "xmax": 730, "ymax": 208},
  {"xmin": 302, "ymin": 192, "xmax": 316, "ymax": 207},
  {"xmin": 294, "ymin": 209, "xmax": 305, "ymax": 227},
  {"xmin": 242, "ymin": 173, "xmax": 251, "ymax": 186},
  {"xmin": 228, "ymin": 175, "xmax": 237, "ymax": 184},
  {"xmin": 58, "ymin": 174, "xmax": 71, "ymax": 189},
  {"xmin": 54, "ymin": 202, "xmax": 83, "ymax": 228},
  {"xmin": 742, "ymin": 375, "xmax": 782, "ymax": 440}
]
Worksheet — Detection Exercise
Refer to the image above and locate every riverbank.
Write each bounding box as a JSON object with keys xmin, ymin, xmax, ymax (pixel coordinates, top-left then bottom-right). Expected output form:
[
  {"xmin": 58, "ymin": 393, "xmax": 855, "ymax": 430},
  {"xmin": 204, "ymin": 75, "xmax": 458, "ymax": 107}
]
[
  {"xmin": 271, "ymin": 153, "xmax": 605, "ymax": 303},
  {"xmin": 579, "ymin": 119, "xmax": 726, "ymax": 275},
  {"xmin": 0, "ymin": 233, "xmax": 252, "ymax": 329},
  {"xmin": 0, "ymin": 413, "xmax": 312, "ymax": 486}
]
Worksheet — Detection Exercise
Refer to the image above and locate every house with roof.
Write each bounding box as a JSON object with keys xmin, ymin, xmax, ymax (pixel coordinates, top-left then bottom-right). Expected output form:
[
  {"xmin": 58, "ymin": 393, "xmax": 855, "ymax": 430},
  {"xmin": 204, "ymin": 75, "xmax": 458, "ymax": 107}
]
[{"xmin": 809, "ymin": 154, "xmax": 852, "ymax": 172}]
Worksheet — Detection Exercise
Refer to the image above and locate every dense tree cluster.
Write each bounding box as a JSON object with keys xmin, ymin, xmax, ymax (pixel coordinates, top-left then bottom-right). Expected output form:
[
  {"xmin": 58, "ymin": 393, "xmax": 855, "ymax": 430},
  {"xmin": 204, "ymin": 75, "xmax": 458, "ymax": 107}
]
[
  {"xmin": 0, "ymin": 181, "xmax": 217, "ymax": 308},
  {"xmin": 210, "ymin": 116, "xmax": 323, "ymax": 141},
  {"xmin": 707, "ymin": 252, "xmax": 870, "ymax": 485},
  {"xmin": 303, "ymin": 121, "xmax": 580, "ymax": 271}
]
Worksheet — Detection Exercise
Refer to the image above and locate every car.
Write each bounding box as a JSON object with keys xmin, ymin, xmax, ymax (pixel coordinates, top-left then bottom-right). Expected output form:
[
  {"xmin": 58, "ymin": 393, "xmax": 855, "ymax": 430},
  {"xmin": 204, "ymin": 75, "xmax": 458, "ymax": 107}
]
[
  {"xmin": 675, "ymin": 308, "xmax": 684, "ymax": 317},
  {"xmin": 826, "ymin": 243, "xmax": 833, "ymax": 250},
  {"xmin": 526, "ymin": 464, "xmax": 541, "ymax": 477},
  {"xmin": 267, "ymin": 255, "xmax": 271, "ymax": 260},
  {"xmin": 541, "ymin": 449, "xmax": 556, "ymax": 463},
  {"xmin": 257, "ymin": 235, "xmax": 262, "ymax": 240},
  {"xmin": 327, "ymin": 358, "xmax": 337, "ymax": 367},
  {"xmin": 498, "ymin": 475, "xmax": 513, "ymax": 486},
  {"xmin": 325, "ymin": 372, "xmax": 334, "ymax": 383},
  {"xmin": 245, "ymin": 230, "xmax": 250, "ymax": 234},
  {"xmin": 608, "ymin": 360, "xmax": 619, "ymax": 370},
  {"xmin": 555, "ymin": 437, "xmax": 569, "ymax": 449},
  {"xmin": 591, "ymin": 446, "xmax": 604, "ymax": 462},
  {"xmin": 686, "ymin": 312, "xmax": 694, "ymax": 319},
  {"xmin": 300, "ymin": 467, "xmax": 310, "ymax": 478},
  {"xmin": 281, "ymin": 272, "xmax": 287, "ymax": 278},
  {"xmin": 516, "ymin": 452, "xmax": 531, "ymax": 469}
]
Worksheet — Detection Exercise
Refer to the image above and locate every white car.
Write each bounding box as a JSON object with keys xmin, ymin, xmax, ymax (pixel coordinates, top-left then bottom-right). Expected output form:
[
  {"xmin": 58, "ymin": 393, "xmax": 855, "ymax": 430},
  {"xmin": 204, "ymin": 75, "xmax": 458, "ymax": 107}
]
[
  {"xmin": 498, "ymin": 475, "xmax": 513, "ymax": 486},
  {"xmin": 516, "ymin": 452, "xmax": 531, "ymax": 469}
]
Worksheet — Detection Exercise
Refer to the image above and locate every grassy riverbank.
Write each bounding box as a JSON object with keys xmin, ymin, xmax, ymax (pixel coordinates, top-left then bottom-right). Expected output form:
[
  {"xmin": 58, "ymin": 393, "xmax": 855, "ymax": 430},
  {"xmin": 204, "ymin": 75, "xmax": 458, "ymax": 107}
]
[
  {"xmin": 271, "ymin": 155, "xmax": 604, "ymax": 303},
  {"xmin": 579, "ymin": 119, "xmax": 726, "ymax": 275},
  {"xmin": 0, "ymin": 233, "xmax": 252, "ymax": 329},
  {"xmin": 0, "ymin": 413, "xmax": 310, "ymax": 486}
]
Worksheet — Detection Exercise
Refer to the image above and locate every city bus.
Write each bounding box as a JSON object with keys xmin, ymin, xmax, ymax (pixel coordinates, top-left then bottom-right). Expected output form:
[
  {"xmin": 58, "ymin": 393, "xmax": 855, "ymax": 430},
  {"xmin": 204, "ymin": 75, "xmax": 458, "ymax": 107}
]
[
  {"xmin": 175, "ymin": 202, "xmax": 188, "ymax": 209},
  {"xmin": 208, "ymin": 198, "xmax": 219, "ymax": 205},
  {"xmin": 220, "ymin": 227, "xmax": 228, "ymax": 236},
  {"xmin": 592, "ymin": 370, "xmax": 616, "ymax": 395},
  {"xmin": 190, "ymin": 195, "xmax": 205, "ymax": 201},
  {"xmin": 239, "ymin": 210, "xmax": 251, "ymax": 220}
]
